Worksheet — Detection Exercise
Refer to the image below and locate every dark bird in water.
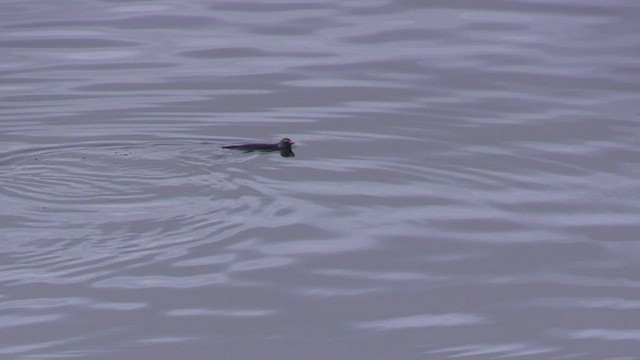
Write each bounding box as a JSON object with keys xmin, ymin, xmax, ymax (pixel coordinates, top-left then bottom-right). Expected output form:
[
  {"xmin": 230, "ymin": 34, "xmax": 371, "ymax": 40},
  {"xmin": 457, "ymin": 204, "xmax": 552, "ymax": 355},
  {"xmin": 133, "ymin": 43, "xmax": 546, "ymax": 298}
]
[{"xmin": 222, "ymin": 138, "xmax": 295, "ymax": 157}]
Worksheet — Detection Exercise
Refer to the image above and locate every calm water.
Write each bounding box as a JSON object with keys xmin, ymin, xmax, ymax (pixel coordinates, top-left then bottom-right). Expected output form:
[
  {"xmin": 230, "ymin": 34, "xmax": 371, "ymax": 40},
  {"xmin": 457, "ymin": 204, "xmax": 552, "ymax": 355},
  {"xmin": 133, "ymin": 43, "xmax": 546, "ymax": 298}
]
[{"xmin": 1, "ymin": 0, "xmax": 640, "ymax": 359}]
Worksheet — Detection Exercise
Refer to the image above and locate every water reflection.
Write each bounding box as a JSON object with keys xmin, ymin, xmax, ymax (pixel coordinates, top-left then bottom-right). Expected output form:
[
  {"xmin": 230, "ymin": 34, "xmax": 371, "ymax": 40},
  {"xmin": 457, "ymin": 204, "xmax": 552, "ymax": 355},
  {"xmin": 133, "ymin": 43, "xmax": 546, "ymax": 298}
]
[{"xmin": 280, "ymin": 148, "xmax": 295, "ymax": 158}]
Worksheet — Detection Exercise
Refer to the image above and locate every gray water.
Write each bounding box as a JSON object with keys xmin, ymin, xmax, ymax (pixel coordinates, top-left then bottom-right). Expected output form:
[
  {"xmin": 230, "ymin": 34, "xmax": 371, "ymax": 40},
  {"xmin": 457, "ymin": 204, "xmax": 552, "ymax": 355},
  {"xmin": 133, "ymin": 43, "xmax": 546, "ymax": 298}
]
[{"xmin": 1, "ymin": 0, "xmax": 640, "ymax": 359}]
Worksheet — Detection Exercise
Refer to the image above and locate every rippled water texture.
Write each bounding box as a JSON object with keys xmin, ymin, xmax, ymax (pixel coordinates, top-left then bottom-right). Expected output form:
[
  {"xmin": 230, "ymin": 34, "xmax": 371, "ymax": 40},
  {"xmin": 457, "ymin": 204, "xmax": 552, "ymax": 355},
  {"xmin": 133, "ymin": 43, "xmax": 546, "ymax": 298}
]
[{"xmin": 2, "ymin": 0, "xmax": 640, "ymax": 358}]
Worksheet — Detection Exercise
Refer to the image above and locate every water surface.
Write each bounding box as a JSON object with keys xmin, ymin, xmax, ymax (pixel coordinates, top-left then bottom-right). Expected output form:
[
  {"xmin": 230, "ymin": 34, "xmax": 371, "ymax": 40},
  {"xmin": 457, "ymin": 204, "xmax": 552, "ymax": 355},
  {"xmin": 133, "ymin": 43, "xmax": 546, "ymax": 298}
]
[{"xmin": 1, "ymin": 0, "xmax": 640, "ymax": 358}]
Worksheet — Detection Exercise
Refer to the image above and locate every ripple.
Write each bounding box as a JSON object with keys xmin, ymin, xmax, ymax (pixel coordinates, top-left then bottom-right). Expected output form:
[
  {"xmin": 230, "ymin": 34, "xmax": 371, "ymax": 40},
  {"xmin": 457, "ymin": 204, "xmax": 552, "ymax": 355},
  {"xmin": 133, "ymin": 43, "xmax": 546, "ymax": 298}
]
[
  {"xmin": 0, "ymin": 139, "xmax": 305, "ymax": 289},
  {"xmin": 0, "ymin": 140, "xmax": 234, "ymax": 204},
  {"xmin": 92, "ymin": 274, "xmax": 229, "ymax": 289},
  {"xmin": 0, "ymin": 38, "xmax": 138, "ymax": 48},
  {"xmin": 166, "ymin": 308, "xmax": 276, "ymax": 317},
  {"xmin": 0, "ymin": 314, "xmax": 63, "ymax": 329},
  {"xmin": 355, "ymin": 313, "xmax": 487, "ymax": 331},
  {"xmin": 525, "ymin": 297, "xmax": 640, "ymax": 310},
  {"xmin": 565, "ymin": 329, "xmax": 640, "ymax": 342},
  {"xmin": 426, "ymin": 343, "xmax": 558, "ymax": 358}
]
